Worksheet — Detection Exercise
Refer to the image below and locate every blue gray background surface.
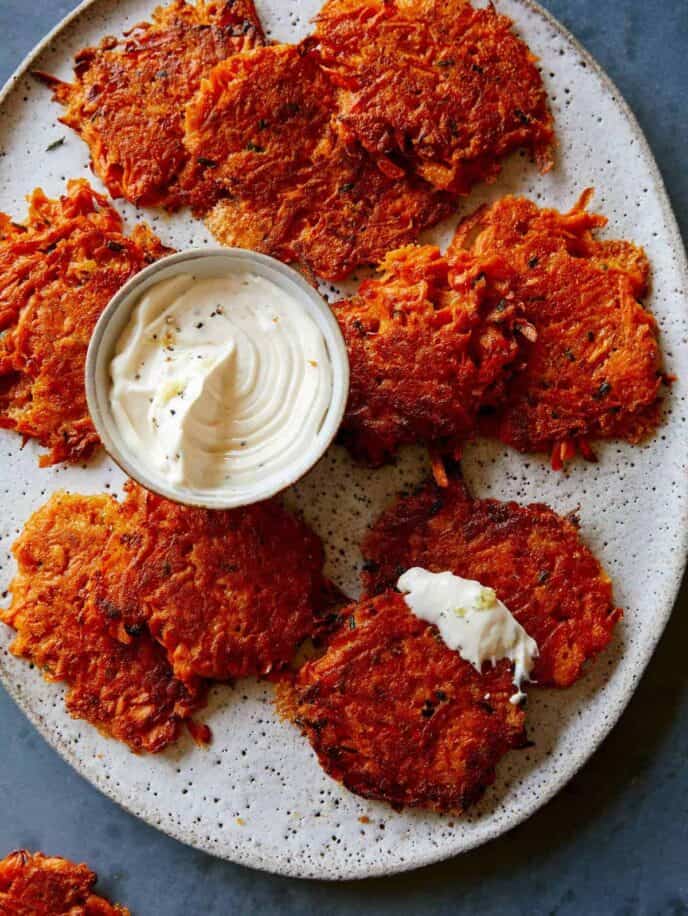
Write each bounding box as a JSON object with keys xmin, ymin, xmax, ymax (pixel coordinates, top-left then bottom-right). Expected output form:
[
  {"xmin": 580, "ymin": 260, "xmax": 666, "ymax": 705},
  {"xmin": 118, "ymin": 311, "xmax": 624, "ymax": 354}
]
[{"xmin": 1, "ymin": 2, "xmax": 687, "ymax": 913}]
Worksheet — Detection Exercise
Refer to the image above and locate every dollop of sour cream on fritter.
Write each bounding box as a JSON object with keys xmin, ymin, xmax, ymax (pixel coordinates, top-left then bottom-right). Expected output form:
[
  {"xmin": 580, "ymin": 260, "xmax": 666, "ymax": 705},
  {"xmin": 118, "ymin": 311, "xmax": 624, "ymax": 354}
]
[{"xmin": 397, "ymin": 568, "xmax": 538, "ymax": 704}]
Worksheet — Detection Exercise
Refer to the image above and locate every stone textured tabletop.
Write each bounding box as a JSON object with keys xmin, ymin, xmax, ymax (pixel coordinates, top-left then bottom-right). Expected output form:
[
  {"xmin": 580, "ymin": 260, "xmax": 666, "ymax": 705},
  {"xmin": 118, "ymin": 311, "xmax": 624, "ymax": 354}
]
[{"xmin": 1, "ymin": 1, "xmax": 687, "ymax": 913}]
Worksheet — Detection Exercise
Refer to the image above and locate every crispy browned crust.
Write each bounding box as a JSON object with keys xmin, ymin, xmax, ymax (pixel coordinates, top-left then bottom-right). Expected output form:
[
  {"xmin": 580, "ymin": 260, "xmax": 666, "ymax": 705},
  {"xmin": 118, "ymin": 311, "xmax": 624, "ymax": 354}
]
[
  {"xmin": 186, "ymin": 43, "xmax": 455, "ymax": 280},
  {"xmin": 40, "ymin": 0, "xmax": 265, "ymax": 209},
  {"xmin": 313, "ymin": 0, "xmax": 554, "ymax": 192},
  {"xmin": 448, "ymin": 192, "xmax": 663, "ymax": 465},
  {"xmin": 0, "ymin": 850, "xmax": 128, "ymax": 915},
  {"xmin": 287, "ymin": 591, "xmax": 526, "ymax": 813},
  {"xmin": 92, "ymin": 482, "xmax": 329, "ymax": 687},
  {"xmin": 0, "ymin": 493, "xmax": 206, "ymax": 753},
  {"xmin": 0, "ymin": 180, "xmax": 169, "ymax": 467},
  {"xmin": 1, "ymin": 481, "xmax": 330, "ymax": 734},
  {"xmin": 333, "ymin": 244, "xmax": 528, "ymax": 465},
  {"xmin": 185, "ymin": 43, "xmax": 337, "ymax": 210},
  {"xmin": 362, "ymin": 470, "xmax": 622, "ymax": 688}
]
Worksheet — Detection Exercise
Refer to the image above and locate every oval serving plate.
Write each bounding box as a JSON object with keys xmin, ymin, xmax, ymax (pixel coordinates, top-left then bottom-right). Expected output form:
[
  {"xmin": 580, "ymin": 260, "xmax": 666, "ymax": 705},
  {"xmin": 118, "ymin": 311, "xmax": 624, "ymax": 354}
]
[{"xmin": 0, "ymin": 0, "xmax": 686, "ymax": 880}]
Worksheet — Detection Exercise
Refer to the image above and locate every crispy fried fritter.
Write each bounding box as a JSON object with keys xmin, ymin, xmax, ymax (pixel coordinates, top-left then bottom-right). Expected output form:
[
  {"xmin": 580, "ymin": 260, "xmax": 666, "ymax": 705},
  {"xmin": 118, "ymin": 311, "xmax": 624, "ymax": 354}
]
[
  {"xmin": 0, "ymin": 493, "xmax": 206, "ymax": 753},
  {"xmin": 313, "ymin": 0, "xmax": 554, "ymax": 192},
  {"xmin": 333, "ymin": 244, "xmax": 528, "ymax": 465},
  {"xmin": 205, "ymin": 135, "xmax": 454, "ymax": 282},
  {"xmin": 287, "ymin": 591, "xmax": 526, "ymax": 813},
  {"xmin": 0, "ymin": 181, "xmax": 168, "ymax": 466},
  {"xmin": 0, "ymin": 850, "xmax": 128, "ymax": 916},
  {"xmin": 186, "ymin": 44, "xmax": 455, "ymax": 280},
  {"xmin": 448, "ymin": 192, "xmax": 663, "ymax": 466},
  {"xmin": 40, "ymin": 0, "xmax": 264, "ymax": 209},
  {"xmin": 362, "ymin": 471, "xmax": 621, "ymax": 688},
  {"xmin": 185, "ymin": 44, "xmax": 336, "ymax": 207},
  {"xmin": 94, "ymin": 482, "xmax": 328, "ymax": 687},
  {"xmin": 0, "ymin": 180, "xmax": 126, "ymax": 330}
]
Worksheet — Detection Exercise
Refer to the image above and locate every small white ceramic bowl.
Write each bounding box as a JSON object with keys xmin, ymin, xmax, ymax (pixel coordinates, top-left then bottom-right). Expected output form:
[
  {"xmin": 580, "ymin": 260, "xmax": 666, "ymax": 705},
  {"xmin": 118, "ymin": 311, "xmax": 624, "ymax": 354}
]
[{"xmin": 85, "ymin": 248, "xmax": 350, "ymax": 509}]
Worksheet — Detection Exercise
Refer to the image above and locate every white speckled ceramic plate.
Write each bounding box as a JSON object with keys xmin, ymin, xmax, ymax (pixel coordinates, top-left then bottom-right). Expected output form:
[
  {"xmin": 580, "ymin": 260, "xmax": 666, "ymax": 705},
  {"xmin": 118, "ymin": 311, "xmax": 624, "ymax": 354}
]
[{"xmin": 0, "ymin": 0, "xmax": 686, "ymax": 881}]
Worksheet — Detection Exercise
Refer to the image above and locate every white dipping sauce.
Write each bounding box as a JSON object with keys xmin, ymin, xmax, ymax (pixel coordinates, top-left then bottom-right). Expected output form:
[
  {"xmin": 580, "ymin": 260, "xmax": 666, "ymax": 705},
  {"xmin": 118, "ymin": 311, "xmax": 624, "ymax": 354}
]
[
  {"xmin": 397, "ymin": 568, "xmax": 539, "ymax": 704},
  {"xmin": 109, "ymin": 272, "xmax": 333, "ymax": 496}
]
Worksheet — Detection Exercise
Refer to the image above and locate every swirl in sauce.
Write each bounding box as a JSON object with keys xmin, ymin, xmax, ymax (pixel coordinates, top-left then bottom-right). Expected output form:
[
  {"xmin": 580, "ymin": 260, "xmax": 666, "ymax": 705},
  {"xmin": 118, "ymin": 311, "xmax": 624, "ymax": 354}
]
[{"xmin": 109, "ymin": 272, "xmax": 332, "ymax": 497}]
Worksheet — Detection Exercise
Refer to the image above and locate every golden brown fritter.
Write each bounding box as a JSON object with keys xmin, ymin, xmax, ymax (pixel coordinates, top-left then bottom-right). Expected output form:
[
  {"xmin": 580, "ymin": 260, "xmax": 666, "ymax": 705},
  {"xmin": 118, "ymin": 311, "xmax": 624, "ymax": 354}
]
[
  {"xmin": 186, "ymin": 43, "xmax": 455, "ymax": 280},
  {"xmin": 0, "ymin": 180, "xmax": 169, "ymax": 466},
  {"xmin": 287, "ymin": 591, "xmax": 526, "ymax": 813},
  {"xmin": 313, "ymin": 0, "xmax": 554, "ymax": 192},
  {"xmin": 333, "ymin": 244, "xmax": 529, "ymax": 465},
  {"xmin": 94, "ymin": 482, "xmax": 329, "ymax": 688},
  {"xmin": 185, "ymin": 43, "xmax": 337, "ymax": 209},
  {"xmin": 0, "ymin": 493, "xmax": 206, "ymax": 753},
  {"xmin": 448, "ymin": 191, "xmax": 663, "ymax": 467},
  {"xmin": 0, "ymin": 850, "xmax": 128, "ymax": 916},
  {"xmin": 39, "ymin": 0, "xmax": 265, "ymax": 209},
  {"xmin": 362, "ymin": 470, "xmax": 622, "ymax": 688}
]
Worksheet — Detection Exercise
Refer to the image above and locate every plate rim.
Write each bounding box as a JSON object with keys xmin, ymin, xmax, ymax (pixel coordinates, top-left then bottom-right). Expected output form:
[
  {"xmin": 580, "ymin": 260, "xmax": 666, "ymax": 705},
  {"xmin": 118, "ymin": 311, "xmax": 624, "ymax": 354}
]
[{"xmin": 0, "ymin": 0, "xmax": 686, "ymax": 881}]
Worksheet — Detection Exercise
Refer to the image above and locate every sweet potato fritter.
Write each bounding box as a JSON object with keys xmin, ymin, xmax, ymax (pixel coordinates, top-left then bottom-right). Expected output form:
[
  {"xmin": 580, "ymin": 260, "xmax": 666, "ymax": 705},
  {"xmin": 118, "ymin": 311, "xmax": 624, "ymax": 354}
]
[
  {"xmin": 0, "ymin": 850, "xmax": 128, "ymax": 916},
  {"xmin": 39, "ymin": 0, "xmax": 265, "ymax": 209},
  {"xmin": 0, "ymin": 180, "xmax": 168, "ymax": 466},
  {"xmin": 333, "ymin": 244, "xmax": 528, "ymax": 465},
  {"xmin": 448, "ymin": 192, "xmax": 663, "ymax": 466},
  {"xmin": 0, "ymin": 493, "xmax": 205, "ymax": 753},
  {"xmin": 313, "ymin": 0, "xmax": 554, "ymax": 193},
  {"xmin": 287, "ymin": 591, "xmax": 526, "ymax": 813},
  {"xmin": 94, "ymin": 482, "xmax": 329, "ymax": 687},
  {"xmin": 186, "ymin": 43, "xmax": 455, "ymax": 280},
  {"xmin": 362, "ymin": 470, "xmax": 622, "ymax": 688}
]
